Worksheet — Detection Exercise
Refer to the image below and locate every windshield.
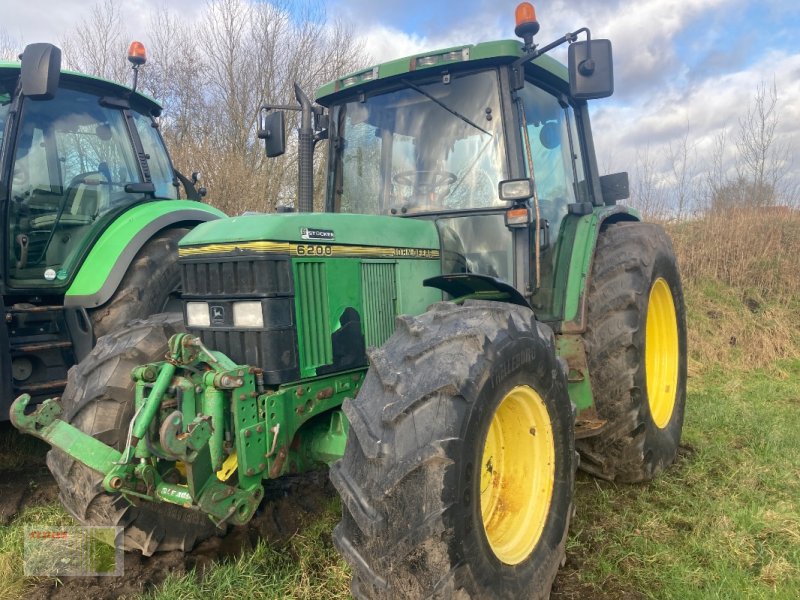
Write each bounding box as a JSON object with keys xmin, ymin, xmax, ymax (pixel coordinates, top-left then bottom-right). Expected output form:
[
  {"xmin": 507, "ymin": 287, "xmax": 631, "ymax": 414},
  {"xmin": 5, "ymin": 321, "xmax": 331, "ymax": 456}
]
[
  {"xmin": 329, "ymin": 69, "xmax": 507, "ymax": 215},
  {"xmin": 7, "ymin": 86, "xmax": 159, "ymax": 287}
]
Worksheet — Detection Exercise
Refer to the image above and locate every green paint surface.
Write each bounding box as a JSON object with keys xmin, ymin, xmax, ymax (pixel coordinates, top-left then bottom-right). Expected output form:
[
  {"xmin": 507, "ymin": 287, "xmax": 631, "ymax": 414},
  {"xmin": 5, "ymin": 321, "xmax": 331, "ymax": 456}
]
[
  {"xmin": 560, "ymin": 207, "xmax": 640, "ymax": 326},
  {"xmin": 65, "ymin": 201, "xmax": 224, "ymax": 298},
  {"xmin": 0, "ymin": 62, "xmax": 162, "ymax": 111},
  {"xmin": 315, "ymin": 39, "xmax": 567, "ymax": 102},
  {"xmin": 179, "ymin": 212, "xmax": 440, "ymax": 249}
]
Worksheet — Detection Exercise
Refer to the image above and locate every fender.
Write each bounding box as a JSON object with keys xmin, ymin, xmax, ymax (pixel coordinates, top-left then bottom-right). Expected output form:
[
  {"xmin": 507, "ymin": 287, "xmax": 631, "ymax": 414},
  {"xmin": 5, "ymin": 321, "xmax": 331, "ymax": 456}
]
[
  {"xmin": 423, "ymin": 273, "xmax": 532, "ymax": 308},
  {"xmin": 64, "ymin": 201, "xmax": 225, "ymax": 309},
  {"xmin": 559, "ymin": 204, "xmax": 640, "ymax": 334}
]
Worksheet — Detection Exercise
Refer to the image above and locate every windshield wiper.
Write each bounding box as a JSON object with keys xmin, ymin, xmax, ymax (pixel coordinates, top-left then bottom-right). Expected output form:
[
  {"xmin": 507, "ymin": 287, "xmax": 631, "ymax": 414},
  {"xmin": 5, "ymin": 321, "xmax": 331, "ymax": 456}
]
[{"xmin": 399, "ymin": 78, "xmax": 493, "ymax": 137}]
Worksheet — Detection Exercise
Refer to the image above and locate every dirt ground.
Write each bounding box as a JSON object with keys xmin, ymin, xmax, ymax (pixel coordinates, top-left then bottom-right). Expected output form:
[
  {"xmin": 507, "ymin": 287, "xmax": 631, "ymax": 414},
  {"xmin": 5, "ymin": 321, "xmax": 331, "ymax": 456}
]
[
  {"xmin": 0, "ymin": 424, "xmax": 58, "ymax": 525},
  {"xmin": 19, "ymin": 471, "xmax": 337, "ymax": 600},
  {"xmin": 1, "ymin": 420, "xmax": 633, "ymax": 600}
]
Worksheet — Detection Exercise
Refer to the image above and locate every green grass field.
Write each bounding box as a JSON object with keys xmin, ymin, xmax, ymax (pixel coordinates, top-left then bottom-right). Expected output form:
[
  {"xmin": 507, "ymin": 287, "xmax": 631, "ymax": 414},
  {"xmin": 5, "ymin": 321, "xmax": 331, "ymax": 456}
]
[{"xmin": 1, "ymin": 273, "xmax": 798, "ymax": 599}]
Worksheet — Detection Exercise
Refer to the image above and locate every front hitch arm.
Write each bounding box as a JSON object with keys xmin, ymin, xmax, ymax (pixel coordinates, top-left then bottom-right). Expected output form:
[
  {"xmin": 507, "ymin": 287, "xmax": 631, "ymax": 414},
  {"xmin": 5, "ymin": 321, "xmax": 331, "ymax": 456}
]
[{"xmin": 10, "ymin": 394, "xmax": 123, "ymax": 475}]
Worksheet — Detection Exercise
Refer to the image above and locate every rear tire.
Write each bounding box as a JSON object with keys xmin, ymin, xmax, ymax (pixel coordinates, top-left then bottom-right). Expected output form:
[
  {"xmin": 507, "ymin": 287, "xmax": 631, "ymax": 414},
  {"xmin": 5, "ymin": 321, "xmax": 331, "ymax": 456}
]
[
  {"xmin": 89, "ymin": 228, "xmax": 188, "ymax": 339},
  {"xmin": 46, "ymin": 313, "xmax": 221, "ymax": 556},
  {"xmin": 577, "ymin": 222, "xmax": 687, "ymax": 482},
  {"xmin": 331, "ymin": 301, "xmax": 575, "ymax": 599}
]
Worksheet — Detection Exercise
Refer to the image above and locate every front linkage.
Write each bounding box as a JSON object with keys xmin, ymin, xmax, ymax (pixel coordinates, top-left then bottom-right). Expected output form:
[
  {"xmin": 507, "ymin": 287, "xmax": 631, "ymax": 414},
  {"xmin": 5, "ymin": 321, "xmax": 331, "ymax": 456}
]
[{"xmin": 11, "ymin": 333, "xmax": 362, "ymax": 527}]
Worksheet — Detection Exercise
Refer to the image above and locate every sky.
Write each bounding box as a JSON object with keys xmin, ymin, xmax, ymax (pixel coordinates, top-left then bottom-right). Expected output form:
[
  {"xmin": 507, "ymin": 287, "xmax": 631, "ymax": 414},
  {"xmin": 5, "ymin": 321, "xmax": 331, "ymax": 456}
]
[{"xmin": 2, "ymin": 0, "xmax": 799, "ymax": 209}]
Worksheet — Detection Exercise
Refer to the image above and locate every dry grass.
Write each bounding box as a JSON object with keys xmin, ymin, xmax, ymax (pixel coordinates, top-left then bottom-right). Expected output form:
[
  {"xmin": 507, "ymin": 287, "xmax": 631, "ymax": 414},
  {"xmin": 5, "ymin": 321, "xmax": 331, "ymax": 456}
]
[
  {"xmin": 668, "ymin": 208, "xmax": 800, "ymax": 303},
  {"xmin": 664, "ymin": 208, "xmax": 800, "ymax": 374}
]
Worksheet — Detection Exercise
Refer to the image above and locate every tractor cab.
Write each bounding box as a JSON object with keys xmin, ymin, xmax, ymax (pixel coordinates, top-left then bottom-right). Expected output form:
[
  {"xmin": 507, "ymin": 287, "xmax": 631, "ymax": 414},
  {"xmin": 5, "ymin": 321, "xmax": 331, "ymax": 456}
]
[
  {"xmin": 0, "ymin": 42, "xmax": 218, "ymax": 417},
  {"xmin": 0, "ymin": 43, "xmax": 186, "ymax": 291},
  {"xmin": 262, "ymin": 6, "xmax": 618, "ymax": 323}
]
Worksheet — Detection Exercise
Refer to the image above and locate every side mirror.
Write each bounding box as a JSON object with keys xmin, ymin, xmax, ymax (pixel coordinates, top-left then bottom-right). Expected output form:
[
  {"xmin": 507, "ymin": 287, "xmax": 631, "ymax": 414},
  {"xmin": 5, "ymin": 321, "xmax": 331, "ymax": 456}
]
[
  {"xmin": 21, "ymin": 43, "xmax": 61, "ymax": 100},
  {"xmin": 599, "ymin": 172, "xmax": 629, "ymax": 204},
  {"xmin": 568, "ymin": 39, "xmax": 614, "ymax": 100},
  {"xmin": 258, "ymin": 111, "xmax": 286, "ymax": 158},
  {"xmin": 124, "ymin": 182, "xmax": 156, "ymax": 194}
]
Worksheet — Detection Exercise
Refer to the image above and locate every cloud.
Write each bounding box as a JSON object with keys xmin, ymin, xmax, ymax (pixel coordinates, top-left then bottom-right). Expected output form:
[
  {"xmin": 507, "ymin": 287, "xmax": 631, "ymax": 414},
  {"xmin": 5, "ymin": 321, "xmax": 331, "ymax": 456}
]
[{"xmin": 592, "ymin": 48, "xmax": 800, "ymax": 196}]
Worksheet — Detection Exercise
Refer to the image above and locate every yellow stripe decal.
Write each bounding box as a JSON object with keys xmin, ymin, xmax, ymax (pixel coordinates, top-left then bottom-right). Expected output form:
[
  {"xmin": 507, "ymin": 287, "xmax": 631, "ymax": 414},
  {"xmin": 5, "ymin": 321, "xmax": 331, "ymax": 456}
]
[{"xmin": 179, "ymin": 240, "xmax": 440, "ymax": 260}]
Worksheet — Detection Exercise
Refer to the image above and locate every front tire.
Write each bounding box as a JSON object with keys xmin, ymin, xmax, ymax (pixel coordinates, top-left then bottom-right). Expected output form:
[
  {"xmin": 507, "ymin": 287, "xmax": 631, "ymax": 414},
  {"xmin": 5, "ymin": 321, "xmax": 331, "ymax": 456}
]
[
  {"xmin": 331, "ymin": 301, "xmax": 575, "ymax": 599},
  {"xmin": 89, "ymin": 228, "xmax": 188, "ymax": 339},
  {"xmin": 577, "ymin": 222, "xmax": 687, "ymax": 482},
  {"xmin": 46, "ymin": 314, "xmax": 221, "ymax": 556}
]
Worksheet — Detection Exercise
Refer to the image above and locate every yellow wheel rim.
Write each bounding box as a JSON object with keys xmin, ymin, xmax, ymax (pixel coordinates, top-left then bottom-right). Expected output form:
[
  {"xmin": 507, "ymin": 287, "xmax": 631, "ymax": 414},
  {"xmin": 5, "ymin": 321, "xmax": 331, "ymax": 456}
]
[
  {"xmin": 480, "ymin": 385, "xmax": 555, "ymax": 565},
  {"xmin": 645, "ymin": 277, "xmax": 680, "ymax": 429}
]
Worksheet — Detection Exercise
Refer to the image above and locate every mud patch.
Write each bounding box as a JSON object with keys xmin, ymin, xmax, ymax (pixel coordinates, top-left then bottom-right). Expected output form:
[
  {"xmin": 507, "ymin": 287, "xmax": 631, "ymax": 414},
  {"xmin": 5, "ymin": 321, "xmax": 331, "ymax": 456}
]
[
  {"xmin": 25, "ymin": 471, "xmax": 338, "ymax": 600},
  {"xmin": 0, "ymin": 464, "xmax": 58, "ymax": 525},
  {"xmin": 0, "ymin": 423, "xmax": 57, "ymax": 524}
]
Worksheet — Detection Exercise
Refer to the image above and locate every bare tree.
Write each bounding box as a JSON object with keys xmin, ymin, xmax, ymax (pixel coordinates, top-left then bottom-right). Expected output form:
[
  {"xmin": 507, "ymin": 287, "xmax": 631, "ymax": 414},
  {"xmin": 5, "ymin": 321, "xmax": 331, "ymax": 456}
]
[
  {"xmin": 142, "ymin": 0, "xmax": 366, "ymax": 215},
  {"xmin": 60, "ymin": 0, "xmax": 130, "ymax": 84},
  {"xmin": 0, "ymin": 29, "xmax": 20, "ymax": 61},
  {"xmin": 630, "ymin": 144, "xmax": 668, "ymax": 221},
  {"xmin": 667, "ymin": 120, "xmax": 698, "ymax": 220},
  {"xmin": 735, "ymin": 81, "xmax": 790, "ymax": 206}
]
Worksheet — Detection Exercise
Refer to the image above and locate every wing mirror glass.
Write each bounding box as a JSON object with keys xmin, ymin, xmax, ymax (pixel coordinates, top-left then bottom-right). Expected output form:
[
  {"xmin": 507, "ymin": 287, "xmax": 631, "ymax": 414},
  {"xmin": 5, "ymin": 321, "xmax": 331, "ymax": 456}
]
[
  {"xmin": 258, "ymin": 111, "xmax": 286, "ymax": 158},
  {"xmin": 21, "ymin": 43, "xmax": 61, "ymax": 100},
  {"xmin": 568, "ymin": 39, "xmax": 614, "ymax": 100}
]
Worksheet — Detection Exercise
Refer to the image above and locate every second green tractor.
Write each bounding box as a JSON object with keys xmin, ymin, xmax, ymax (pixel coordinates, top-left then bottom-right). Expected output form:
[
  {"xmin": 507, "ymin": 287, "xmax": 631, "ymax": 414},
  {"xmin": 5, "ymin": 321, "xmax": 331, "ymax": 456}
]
[{"xmin": 13, "ymin": 4, "xmax": 687, "ymax": 598}]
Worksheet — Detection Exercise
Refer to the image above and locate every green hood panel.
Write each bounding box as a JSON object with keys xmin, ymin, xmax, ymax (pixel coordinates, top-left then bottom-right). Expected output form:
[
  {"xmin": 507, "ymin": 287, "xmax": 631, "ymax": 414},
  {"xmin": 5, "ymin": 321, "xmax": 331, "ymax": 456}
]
[{"xmin": 179, "ymin": 213, "xmax": 440, "ymax": 250}]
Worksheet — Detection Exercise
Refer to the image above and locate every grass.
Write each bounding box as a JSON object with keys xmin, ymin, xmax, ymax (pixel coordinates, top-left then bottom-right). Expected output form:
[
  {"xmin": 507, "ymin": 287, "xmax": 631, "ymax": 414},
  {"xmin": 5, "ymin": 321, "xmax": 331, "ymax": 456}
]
[
  {"xmin": 0, "ymin": 502, "xmax": 73, "ymax": 600},
  {"xmin": 145, "ymin": 498, "xmax": 350, "ymax": 600},
  {"xmin": 0, "ymin": 209, "xmax": 798, "ymax": 598},
  {"xmin": 557, "ymin": 358, "xmax": 800, "ymax": 599}
]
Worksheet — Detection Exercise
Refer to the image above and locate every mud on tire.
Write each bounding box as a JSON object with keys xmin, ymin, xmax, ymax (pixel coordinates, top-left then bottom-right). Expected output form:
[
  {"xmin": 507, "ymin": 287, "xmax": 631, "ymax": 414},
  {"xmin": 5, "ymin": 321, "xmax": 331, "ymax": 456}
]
[
  {"xmin": 577, "ymin": 222, "xmax": 687, "ymax": 482},
  {"xmin": 46, "ymin": 313, "xmax": 221, "ymax": 556},
  {"xmin": 331, "ymin": 300, "xmax": 575, "ymax": 600}
]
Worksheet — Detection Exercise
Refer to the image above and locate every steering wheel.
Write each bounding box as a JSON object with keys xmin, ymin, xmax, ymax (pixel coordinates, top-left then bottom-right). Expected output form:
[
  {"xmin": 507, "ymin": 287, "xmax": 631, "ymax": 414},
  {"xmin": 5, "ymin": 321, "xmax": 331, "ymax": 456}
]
[{"xmin": 392, "ymin": 170, "xmax": 457, "ymax": 193}]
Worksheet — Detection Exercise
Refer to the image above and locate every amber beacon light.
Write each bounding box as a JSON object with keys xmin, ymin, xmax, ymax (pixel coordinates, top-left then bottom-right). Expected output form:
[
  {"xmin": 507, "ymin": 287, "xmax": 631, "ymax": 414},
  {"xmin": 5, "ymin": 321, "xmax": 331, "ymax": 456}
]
[
  {"xmin": 127, "ymin": 41, "xmax": 147, "ymax": 66},
  {"xmin": 515, "ymin": 2, "xmax": 540, "ymax": 50}
]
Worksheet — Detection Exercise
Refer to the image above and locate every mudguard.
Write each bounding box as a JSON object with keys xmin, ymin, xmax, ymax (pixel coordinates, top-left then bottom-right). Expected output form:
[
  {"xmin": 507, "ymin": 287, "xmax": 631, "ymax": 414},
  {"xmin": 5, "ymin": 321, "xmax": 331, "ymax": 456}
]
[
  {"xmin": 64, "ymin": 201, "xmax": 225, "ymax": 309},
  {"xmin": 559, "ymin": 204, "xmax": 640, "ymax": 333}
]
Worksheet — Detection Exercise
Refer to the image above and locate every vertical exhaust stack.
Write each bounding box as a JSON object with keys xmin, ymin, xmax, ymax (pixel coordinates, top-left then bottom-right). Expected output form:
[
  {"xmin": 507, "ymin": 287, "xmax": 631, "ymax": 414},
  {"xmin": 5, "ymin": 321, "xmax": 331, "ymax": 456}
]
[{"xmin": 295, "ymin": 83, "xmax": 314, "ymax": 213}]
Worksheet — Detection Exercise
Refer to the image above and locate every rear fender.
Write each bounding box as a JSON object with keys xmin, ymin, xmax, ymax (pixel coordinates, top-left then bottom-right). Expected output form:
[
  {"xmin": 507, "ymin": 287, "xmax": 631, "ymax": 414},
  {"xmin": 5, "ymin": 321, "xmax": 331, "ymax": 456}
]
[{"xmin": 560, "ymin": 205, "xmax": 639, "ymax": 334}]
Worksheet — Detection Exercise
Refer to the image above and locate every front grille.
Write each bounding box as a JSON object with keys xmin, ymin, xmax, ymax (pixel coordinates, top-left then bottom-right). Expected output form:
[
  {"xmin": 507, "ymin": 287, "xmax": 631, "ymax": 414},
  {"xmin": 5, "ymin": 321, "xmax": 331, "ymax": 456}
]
[
  {"xmin": 179, "ymin": 252, "xmax": 299, "ymax": 384},
  {"xmin": 295, "ymin": 261, "xmax": 332, "ymax": 369},
  {"xmin": 361, "ymin": 262, "xmax": 397, "ymax": 347},
  {"xmin": 181, "ymin": 254, "xmax": 293, "ymax": 299}
]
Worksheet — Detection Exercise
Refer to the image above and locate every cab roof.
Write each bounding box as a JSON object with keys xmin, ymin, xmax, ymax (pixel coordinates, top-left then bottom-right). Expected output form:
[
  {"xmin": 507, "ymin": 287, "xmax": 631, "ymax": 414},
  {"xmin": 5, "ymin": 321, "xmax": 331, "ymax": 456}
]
[
  {"xmin": 0, "ymin": 61, "xmax": 162, "ymax": 113},
  {"xmin": 315, "ymin": 39, "xmax": 568, "ymax": 104}
]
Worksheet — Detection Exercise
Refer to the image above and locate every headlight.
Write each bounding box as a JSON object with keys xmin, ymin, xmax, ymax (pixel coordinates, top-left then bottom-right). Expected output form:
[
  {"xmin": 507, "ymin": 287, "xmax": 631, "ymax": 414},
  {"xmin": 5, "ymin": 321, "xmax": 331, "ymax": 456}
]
[
  {"xmin": 186, "ymin": 302, "xmax": 210, "ymax": 327},
  {"xmin": 233, "ymin": 301, "xmax": 264, "ymax": 328}
]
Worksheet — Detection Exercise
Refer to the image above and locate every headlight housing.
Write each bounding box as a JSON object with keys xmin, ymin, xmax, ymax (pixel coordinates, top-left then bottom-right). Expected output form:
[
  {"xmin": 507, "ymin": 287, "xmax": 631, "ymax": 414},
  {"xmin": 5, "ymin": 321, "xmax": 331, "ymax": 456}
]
[
  {"xmin": 233, "ymin": 301, "xmax": 264, "ymax": 328},
  {"xmin": 186, "ymin": 302, "xmax": 210, "ymax": 327}
]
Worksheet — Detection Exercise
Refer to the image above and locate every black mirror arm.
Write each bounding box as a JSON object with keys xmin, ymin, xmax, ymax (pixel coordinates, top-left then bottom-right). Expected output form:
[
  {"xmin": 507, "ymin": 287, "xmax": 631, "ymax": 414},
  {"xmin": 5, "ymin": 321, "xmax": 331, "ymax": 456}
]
[{"xmin": 511, "ymin": 27, "xmax": 592, "ymax": 90}]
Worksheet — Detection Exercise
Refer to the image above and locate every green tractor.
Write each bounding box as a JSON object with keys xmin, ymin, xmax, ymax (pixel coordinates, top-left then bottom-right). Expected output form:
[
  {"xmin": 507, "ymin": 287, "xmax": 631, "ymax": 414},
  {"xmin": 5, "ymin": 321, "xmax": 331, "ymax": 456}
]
[
  {"xmin": 0, "ymin": 42, "xmax": 223, "ymax": 419},
  {"xmin": 12, "ymin": 4, "xmax": 687, "ymax": 598}
]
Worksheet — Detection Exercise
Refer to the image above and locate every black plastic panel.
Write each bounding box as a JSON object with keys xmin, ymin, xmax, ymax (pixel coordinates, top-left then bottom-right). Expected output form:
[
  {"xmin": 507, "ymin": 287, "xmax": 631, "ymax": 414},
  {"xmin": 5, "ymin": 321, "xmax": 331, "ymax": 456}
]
[
  {"xmin": 180, "ymin": 253, "xmax": 299, "ymax": 385},
  {"xmin": 181, "ymin": 254, "xmax": 293, "ymax": 299}
]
